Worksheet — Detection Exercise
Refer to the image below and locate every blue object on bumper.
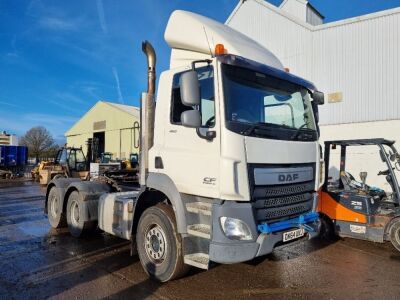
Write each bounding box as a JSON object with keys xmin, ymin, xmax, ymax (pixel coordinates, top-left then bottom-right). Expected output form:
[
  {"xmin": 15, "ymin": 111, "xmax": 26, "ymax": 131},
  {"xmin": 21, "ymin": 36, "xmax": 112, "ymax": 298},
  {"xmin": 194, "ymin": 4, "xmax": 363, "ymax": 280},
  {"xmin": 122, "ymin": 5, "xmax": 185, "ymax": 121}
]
[{"xmin": 257, "ymin": 212, "xmax": 319, "ymax": 234}]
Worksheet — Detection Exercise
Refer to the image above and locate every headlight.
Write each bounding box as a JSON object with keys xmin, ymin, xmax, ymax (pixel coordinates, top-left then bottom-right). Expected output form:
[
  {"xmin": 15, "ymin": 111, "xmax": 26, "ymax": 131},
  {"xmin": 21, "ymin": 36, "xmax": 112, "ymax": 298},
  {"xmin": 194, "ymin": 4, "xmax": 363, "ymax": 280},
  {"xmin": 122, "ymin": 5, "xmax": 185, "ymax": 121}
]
[
  {"xmin": 319, "ymin": 159, "xmax": 325, "ymax": 188},
  {"xmin": 220, "ymin": 217, "xmax": 252, "ymax": 241}
]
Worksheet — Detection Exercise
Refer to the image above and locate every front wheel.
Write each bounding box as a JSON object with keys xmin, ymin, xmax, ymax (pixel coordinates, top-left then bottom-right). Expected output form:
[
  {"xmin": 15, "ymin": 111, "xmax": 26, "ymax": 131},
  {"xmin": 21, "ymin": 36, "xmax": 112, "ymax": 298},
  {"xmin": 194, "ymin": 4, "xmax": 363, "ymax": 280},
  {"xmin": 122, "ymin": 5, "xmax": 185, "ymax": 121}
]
[
  {"xmin": 136, "ymin": 203, "xmax": 189, "ymax": 282},
  {"xmin": 389, "ymin": 218, "xmax": 400, "ymax": 252},
  {"xmin": 319, "ymin": 214, "xmax": 335, "ymax": 239}
]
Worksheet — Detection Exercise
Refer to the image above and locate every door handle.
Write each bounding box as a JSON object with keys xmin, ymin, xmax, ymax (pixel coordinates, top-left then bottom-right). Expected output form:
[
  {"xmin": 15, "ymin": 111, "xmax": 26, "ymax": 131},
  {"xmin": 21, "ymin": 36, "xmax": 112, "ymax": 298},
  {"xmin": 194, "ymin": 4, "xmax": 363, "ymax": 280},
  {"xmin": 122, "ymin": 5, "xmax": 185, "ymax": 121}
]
[{"xmin": 169, "ymin": 130, "xmax": 177, "ymax": 133}]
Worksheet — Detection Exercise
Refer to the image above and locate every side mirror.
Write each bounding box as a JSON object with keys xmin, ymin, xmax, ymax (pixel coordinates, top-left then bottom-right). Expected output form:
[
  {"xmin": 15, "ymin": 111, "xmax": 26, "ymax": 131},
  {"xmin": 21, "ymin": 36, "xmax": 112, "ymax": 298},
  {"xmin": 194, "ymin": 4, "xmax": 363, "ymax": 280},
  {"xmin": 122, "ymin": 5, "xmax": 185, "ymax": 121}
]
[
  {"xmin": 180, "ymin": 71, "xmax": 200, "ymax": 106},
  {"xmin": 313, "ymin": 91, "xmax": 324, "ymax": 105},
  {"xmin": 181, "ymin": 110, "xmax": 201, "ymax": 128}
]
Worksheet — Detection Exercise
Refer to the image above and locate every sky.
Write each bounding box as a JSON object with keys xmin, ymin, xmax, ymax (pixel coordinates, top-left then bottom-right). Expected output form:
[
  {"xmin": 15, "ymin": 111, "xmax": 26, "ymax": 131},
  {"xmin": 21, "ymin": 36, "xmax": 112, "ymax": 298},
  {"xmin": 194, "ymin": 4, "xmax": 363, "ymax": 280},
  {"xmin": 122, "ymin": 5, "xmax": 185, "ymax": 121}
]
[{"xmin": 1, "ymin": 0, "xmax": 399, "ymax": 143}]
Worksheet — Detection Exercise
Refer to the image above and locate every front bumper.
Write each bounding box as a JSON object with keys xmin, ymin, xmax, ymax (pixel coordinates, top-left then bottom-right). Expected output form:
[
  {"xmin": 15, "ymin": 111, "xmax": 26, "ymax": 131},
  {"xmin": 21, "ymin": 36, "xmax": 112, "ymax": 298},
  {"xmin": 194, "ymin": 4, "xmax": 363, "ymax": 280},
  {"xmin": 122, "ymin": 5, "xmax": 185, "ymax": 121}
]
[{"xmin": 209, "ymin": 201, "xmax": 321, "ymax": 264}]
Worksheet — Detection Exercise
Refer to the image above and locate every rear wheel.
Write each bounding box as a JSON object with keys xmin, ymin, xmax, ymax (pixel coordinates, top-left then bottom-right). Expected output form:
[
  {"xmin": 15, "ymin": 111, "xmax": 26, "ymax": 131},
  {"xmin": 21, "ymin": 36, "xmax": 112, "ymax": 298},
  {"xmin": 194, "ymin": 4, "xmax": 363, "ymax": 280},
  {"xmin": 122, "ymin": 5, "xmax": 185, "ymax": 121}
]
[
  {"xmin": 47, "ymin": 186, "xmax": 67, "ymax": 228},
  {"xmin": 136, "ymin": 203, "xmax": 189, "ymax": 282},
  {"xmin": 66, "ymin": 191, "xmax": 96, "ymax": 237},
  {"xmin": 389, "ymin": 219, "xmax": 400, "ymax": 252}
]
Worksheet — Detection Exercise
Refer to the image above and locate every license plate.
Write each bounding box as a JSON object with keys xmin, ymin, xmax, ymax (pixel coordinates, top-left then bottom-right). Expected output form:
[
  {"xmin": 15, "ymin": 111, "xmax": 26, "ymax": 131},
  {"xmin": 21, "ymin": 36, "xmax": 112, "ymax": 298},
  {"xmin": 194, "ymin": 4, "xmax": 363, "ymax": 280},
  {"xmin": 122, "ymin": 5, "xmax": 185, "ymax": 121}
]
[{"xmin": 283, "ymin": 228, "xmax": 305, "ymax": 242}]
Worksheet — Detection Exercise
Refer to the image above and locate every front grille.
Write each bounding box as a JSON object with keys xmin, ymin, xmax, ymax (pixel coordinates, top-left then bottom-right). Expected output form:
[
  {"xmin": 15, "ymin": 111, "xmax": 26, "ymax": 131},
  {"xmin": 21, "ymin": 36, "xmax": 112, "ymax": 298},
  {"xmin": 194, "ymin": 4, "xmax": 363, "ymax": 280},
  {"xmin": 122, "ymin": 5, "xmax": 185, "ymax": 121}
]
[
  {"xmin": 249, "ymin": 163, "xmax": 316, "ymax": 224},
  {"xmin": 256, "ymin": 200, "xmax": 313, "ymax": 221},
  {"xmin": 254, "ymin": 182, "xmax": 315, "ymax": 198},
  {"xmin": 253, "ymin": 192, "xmax": 312, "ymax": 209}
]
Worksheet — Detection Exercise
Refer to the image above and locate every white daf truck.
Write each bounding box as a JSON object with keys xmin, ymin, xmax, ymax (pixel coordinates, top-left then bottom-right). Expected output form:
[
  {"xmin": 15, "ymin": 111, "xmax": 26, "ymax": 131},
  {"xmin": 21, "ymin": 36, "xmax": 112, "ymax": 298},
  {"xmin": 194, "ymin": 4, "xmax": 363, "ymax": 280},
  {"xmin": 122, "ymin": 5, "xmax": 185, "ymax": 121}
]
[{"xmin": 45, "ymin": 10, "xmax": 325, "ymax": 282}]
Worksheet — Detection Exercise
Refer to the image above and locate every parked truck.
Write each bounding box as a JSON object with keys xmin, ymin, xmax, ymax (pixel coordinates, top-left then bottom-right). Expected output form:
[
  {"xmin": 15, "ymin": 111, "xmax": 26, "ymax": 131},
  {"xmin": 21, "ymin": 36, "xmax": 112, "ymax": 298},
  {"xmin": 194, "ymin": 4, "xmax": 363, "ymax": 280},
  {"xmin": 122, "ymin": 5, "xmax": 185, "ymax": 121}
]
[{"xmin": 45, "ymin": 10, "xmax": 325, "ymax": 282}]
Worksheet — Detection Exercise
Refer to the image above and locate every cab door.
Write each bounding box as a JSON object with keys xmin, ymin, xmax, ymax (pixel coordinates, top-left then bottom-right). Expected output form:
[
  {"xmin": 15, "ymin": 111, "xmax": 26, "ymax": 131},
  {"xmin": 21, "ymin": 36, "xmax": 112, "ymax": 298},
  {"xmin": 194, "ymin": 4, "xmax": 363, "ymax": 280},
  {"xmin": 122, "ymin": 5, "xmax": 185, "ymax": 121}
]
[{"xmin": 161, "ymin": 65, "xmax": 220, "ymax": 198}]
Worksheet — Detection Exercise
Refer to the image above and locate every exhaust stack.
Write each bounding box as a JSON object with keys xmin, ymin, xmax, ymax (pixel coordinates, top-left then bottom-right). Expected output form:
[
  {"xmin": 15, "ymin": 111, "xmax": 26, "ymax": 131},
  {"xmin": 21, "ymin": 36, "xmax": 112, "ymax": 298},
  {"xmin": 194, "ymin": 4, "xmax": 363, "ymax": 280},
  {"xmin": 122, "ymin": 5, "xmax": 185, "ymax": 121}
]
[{"xmin": 139, "ymin": 41, "xmax": 156, "ymax": 186}]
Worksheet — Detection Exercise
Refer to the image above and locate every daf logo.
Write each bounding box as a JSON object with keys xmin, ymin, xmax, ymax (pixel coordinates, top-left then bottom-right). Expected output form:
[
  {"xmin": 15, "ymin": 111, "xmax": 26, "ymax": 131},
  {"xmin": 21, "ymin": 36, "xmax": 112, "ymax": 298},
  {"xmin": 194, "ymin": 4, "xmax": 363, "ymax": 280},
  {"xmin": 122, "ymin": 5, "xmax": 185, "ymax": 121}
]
[{"xmin": 278, "ymin": 173, "xmax": 299, "ymax": 182}]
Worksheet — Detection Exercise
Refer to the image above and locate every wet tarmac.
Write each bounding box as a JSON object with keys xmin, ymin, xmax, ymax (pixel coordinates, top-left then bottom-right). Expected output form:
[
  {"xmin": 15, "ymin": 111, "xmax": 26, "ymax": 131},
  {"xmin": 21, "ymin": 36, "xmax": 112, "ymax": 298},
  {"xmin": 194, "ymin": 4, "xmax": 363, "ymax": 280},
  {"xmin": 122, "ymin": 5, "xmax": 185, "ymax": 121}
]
[{"xmin": 1, "ymin": 181, "xmax": 400, "ymax": 299}]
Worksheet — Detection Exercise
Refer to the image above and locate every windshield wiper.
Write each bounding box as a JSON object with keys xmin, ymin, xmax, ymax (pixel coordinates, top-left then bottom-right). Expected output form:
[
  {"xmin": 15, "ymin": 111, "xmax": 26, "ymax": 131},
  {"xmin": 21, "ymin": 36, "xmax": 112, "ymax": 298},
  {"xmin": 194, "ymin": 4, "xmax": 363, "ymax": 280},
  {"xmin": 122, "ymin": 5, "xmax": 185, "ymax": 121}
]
[
  {"xmin": 290, "ymin": 124, "xmax": 314, "ymax": 140},
  {"xmin": 241, "ymin": 122, "xmax": 290, "ymax": 136}
]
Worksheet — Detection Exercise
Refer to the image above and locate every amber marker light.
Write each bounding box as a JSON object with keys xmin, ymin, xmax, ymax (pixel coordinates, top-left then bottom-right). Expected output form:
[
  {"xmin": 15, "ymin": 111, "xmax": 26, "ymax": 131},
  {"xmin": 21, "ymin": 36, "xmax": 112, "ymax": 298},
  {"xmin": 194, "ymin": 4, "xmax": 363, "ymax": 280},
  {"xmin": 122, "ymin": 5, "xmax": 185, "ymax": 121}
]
[{"xmin": 215, "ymin": 44, "xmax": 227, "ymax": 55}]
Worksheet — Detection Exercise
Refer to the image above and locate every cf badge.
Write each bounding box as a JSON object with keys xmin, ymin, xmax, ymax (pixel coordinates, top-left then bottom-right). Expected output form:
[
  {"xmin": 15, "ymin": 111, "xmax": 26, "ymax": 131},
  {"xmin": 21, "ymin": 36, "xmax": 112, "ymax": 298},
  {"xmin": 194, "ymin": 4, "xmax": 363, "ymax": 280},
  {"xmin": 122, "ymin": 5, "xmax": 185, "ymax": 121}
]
[{"xmin": 203, "ymin": 177, "xmax": 216, "ymax": 185}]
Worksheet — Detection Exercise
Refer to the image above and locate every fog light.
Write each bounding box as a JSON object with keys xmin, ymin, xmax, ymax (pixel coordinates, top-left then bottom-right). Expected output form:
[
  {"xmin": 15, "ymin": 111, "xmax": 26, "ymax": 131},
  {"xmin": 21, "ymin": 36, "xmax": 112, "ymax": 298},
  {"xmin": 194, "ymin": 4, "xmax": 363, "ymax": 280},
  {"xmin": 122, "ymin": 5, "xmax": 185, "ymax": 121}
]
[{"xmin": 220, "ymin": 217, "xmax": 252, "ymax": 241}]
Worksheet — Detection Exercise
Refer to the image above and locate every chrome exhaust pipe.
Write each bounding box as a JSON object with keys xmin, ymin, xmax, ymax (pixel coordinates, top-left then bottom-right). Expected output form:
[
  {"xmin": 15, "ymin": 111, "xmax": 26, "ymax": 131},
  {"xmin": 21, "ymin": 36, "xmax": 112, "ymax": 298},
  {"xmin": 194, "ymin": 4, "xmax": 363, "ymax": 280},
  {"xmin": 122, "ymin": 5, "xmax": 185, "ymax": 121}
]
[
  {"xmin": 142, "ymin": 41, "xmax": 156, "ymax": 96},
  {"xmin": 139, "ymin": 41, "xmax": 156, "ymax": 186}
]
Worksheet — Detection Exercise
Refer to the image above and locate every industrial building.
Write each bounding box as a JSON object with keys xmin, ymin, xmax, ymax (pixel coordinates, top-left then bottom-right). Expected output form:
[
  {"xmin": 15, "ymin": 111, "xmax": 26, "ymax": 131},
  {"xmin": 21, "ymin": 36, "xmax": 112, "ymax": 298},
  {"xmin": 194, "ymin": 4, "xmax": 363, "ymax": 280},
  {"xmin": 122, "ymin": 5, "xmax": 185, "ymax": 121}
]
[
  {"xmin": 227, "ymin": 0, "xmax": 400, "ymax": 189},
  {"xmin": 0, "ymin": 131, "xmax": 18, "ymax": 146},
  {"xmin": 65, "ymin": 101, "xmax": 140, "ymax": 161}
]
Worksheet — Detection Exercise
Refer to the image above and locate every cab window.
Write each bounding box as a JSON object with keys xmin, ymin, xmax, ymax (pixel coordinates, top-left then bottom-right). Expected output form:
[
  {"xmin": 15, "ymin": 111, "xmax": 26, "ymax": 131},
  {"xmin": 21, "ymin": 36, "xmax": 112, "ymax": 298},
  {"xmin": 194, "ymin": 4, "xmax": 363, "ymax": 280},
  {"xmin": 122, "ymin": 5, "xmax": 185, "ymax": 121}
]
[{"xmin": 170, "ymin": 66, "xmax": 215, "ymax": 127}]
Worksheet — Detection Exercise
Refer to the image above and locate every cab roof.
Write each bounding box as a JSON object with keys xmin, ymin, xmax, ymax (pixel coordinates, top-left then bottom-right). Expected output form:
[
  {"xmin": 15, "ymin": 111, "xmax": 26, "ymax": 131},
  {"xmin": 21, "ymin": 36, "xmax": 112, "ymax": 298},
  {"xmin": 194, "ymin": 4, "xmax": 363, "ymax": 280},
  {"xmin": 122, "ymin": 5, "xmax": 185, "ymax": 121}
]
[{"xmin": 165, "ymin": 10, "xmax": 284, "ymax": 70}]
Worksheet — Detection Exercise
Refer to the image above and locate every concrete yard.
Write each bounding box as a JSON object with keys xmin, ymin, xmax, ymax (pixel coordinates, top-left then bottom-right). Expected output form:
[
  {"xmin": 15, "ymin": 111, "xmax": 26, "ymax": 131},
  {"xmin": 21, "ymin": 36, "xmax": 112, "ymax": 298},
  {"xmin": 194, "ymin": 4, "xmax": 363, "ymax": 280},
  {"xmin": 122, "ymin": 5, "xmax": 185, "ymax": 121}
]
[{"xmin": 1, "ymin": 181, "xmax": 400, "ymax": 300}]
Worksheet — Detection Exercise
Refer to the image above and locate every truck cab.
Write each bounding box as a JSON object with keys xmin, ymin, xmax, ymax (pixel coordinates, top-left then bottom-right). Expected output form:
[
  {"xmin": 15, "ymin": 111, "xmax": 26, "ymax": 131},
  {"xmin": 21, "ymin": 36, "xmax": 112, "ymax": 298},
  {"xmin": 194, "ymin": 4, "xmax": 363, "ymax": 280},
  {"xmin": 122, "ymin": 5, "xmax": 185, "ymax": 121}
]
[{"xmin": 145, "ymin": 11, "xmax": 324, "ymax": 265}]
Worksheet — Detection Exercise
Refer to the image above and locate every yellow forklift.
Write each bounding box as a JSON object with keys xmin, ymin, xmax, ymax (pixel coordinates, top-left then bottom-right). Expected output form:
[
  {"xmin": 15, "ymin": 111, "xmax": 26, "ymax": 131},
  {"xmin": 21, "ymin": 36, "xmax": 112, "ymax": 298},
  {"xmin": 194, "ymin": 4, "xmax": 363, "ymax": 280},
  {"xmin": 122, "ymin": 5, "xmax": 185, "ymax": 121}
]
[
  {"xmin": 318, "ymin": 139, "xmax": 400, "ymax": 251},
  {"xmin": 37, "ymin": 147, "xmax": 89, "ymax": 185}
]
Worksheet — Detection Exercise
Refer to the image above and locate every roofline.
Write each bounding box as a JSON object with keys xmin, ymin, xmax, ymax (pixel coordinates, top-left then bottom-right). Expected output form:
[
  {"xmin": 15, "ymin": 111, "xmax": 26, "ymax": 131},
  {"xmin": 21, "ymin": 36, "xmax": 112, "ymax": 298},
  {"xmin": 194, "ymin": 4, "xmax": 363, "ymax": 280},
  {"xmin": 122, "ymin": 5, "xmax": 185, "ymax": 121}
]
[
  {"xmin": 65, "ymin": 100, "xmax": 102, "ymax": 136},
  {"xmin": 225, "ymin": 1, "xmax": 245, "ymax": 25},
  {"xmin": 103, "ymin": 101, "xmax": 140, "ymax": 118},
  {"xmin": 307, "ymin": 2, "xmax": 324, "ymax": 19},
  {"xmin": 226, "ymin": 0, "xmax": 400, "ymax": 32},
  {"xmin": 65, "ymin": 100, "xmax": 139, "ymax": 137},
  {"xmin": 226, "ymin": 0, "xmax": 314, "ymax": 30},
  {"xmin": 313, "ymin": 6, "xmax": 400, "ymax": 31}
]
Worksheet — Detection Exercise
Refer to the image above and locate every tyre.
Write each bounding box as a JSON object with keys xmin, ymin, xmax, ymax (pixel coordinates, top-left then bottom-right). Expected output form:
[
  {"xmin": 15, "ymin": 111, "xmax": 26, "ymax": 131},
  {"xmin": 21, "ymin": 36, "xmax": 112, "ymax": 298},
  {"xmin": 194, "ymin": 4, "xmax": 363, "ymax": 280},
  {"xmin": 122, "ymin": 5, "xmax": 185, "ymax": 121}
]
[
  {"xmin": 47, "ymin": 186, "xmax": 67, "ymax": 228},
  {"xmin": 136, "ymin": 203, "xmax": 189, "ymax": 282},
  {"xmin": 66, "ymin": 191, "xmax": 96, "ymax": 237},
  {"xmin": 389, "ymin": 218, "xmax": 400, "ymax": 252},
  {"xmin": 319, "ymin": 214, "xmax": 335, "ymax": 239},
  {"xmin": 53, "ymin": 174, "xmax": 67, "ymax": 180}
]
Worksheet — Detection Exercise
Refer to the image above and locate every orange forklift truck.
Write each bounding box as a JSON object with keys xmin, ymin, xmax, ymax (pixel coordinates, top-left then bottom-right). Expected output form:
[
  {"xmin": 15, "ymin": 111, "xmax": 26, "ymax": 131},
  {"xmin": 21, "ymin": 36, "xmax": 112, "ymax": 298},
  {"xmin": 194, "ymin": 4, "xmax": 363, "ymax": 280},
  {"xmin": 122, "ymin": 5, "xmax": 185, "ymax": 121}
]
[{"xmin": 318, "ymin": 139, "xmax": 400, "ymax": 251}]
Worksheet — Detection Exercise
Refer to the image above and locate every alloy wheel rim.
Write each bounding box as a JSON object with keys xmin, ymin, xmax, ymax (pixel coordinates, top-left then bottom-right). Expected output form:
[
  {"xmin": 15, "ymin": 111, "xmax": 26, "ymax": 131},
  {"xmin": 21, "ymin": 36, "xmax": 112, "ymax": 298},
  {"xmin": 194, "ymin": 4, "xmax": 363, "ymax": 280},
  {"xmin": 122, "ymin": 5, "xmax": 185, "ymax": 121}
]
[
  {"xmin": 145, "ymin": 224, "xmax": 167, "ymax": 264},
  {"xmin": 50, "ymin": 195, "xmax": 58, "ymax": 218},
  {"xmin": 71, "ymin": 201, "xmax": 80, "ymax": 226}
]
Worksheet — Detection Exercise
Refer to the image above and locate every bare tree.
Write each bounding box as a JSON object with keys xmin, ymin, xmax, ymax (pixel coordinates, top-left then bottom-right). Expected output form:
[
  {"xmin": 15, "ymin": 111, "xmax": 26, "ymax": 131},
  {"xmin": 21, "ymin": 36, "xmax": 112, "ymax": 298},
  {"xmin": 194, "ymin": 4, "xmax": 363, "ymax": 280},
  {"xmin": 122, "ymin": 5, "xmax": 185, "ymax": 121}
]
[{"xmin": 20, "ymin": 126, "xmax": 58, "ymax": 163}]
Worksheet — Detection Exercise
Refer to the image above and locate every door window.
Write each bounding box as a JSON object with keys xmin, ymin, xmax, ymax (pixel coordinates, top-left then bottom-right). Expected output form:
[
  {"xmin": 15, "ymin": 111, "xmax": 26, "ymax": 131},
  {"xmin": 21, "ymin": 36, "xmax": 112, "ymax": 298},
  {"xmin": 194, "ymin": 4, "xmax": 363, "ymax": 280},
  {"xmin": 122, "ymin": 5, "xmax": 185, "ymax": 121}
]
[{"xmin": 170, "ymin": 66, "xmax": 215, "ymax": 127}]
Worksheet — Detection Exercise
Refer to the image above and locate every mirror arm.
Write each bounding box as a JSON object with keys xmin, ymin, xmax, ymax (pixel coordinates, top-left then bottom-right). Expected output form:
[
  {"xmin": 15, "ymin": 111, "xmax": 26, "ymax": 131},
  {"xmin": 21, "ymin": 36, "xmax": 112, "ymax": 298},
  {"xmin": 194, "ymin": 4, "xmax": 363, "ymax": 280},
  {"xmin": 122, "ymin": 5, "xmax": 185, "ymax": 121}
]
[{"xmin": 191, "ymin": 59, "xmax": 212, "ymax": 70}]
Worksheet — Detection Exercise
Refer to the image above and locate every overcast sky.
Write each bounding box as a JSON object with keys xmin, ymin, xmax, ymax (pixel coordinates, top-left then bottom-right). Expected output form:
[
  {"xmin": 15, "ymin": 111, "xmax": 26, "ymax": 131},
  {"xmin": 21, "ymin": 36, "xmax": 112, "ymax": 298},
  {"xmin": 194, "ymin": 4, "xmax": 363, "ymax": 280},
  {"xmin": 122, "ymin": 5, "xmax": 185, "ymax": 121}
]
[{"xmin": 1, "ymin": 0, "xmax": 399, "ymax": 141}]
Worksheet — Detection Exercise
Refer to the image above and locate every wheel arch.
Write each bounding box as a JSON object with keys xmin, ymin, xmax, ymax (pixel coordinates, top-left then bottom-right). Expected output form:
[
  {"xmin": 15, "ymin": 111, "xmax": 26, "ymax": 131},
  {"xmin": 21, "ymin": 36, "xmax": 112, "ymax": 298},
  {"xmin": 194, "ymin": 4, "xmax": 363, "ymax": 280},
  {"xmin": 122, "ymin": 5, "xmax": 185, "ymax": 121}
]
[{"xmin": 132, "ymin": 173, "xmax": 187, "ymax": 234}]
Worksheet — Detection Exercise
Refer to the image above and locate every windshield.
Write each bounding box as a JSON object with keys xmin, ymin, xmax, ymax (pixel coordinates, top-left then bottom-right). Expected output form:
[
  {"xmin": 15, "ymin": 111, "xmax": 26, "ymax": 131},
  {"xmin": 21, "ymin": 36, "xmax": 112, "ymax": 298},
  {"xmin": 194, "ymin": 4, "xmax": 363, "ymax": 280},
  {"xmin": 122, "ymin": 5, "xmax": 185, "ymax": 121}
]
[{"xmin": 222, "ymin": 64, "xmax": 317, "ymax": 141}]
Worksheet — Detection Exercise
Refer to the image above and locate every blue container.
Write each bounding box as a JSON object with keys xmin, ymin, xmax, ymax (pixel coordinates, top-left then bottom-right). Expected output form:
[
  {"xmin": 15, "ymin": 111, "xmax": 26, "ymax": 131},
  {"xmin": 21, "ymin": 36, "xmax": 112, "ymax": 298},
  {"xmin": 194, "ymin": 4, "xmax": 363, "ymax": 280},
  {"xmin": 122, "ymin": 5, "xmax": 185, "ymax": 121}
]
[
  {"xmin": 5, "ymin": 146, "xmax": 17, "ymax": 167},
  {"xmin": 0, "ymin": 145, "xmax": 5, "ymax": 167},
  {"xmin": 17, "ymin": 146, "xmax": 28, "ymax": 166}
]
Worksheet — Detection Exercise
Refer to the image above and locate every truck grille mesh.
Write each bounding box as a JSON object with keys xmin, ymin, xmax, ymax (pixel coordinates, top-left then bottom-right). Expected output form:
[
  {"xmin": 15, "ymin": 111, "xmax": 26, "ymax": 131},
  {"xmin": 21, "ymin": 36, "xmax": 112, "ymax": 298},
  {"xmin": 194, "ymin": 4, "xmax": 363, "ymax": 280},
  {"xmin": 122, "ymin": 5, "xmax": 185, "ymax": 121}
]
[{"xmin": 256, "ymin": 200, "xmax": 313, "ymax": 221}]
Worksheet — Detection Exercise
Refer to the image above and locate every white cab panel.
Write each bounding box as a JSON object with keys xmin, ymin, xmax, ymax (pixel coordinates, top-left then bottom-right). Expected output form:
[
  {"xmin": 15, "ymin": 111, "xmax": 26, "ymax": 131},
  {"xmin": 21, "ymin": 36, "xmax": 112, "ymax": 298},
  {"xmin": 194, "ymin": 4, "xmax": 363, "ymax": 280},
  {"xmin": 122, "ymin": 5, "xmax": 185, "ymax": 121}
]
[{"xmin": 245, "ymin": 136, "xmax": 318, "ymax": 164}]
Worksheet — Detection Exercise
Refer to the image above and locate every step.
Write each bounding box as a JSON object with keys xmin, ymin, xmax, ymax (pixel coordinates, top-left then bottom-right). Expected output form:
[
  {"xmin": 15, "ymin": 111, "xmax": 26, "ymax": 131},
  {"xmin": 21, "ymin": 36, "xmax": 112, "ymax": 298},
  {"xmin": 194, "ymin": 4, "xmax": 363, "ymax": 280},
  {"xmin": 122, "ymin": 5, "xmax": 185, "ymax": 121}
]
[
  {"xmin": 184, "ymin": 253, "xmax": 210, "ymax": 269},
  {"xmin": 187, "ymin": 224, "xmax": 211, "ymax": 239},
  {"xmin": 186, "ymin": 202, "xmax": 212, "ymax": 216}
]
